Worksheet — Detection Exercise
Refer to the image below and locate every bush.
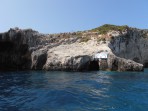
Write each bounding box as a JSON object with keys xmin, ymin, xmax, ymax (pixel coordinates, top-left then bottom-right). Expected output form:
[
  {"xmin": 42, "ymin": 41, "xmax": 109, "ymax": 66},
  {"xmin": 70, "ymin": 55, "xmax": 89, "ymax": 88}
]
[{"xmin": 80, "ymin": 36, "xmax": 90, "ymax": 42}]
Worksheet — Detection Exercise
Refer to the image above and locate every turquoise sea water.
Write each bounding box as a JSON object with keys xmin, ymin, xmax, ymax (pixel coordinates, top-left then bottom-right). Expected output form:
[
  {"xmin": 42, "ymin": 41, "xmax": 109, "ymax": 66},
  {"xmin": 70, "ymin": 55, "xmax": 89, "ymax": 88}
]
[{"xmin": 0, "ymin": 69, "xmax": 148, "ymax": 111}]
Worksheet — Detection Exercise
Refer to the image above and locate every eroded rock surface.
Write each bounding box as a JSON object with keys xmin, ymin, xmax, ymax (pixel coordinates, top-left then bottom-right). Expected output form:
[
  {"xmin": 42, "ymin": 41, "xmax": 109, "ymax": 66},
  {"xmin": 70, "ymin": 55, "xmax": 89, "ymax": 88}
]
[
  {"xmin": 108, "ymin": 28, "xmax": 148, "ymax": 67},
  {"xmin": 108, "ymin": 54, "xmax": 144, "ymax": 71}
]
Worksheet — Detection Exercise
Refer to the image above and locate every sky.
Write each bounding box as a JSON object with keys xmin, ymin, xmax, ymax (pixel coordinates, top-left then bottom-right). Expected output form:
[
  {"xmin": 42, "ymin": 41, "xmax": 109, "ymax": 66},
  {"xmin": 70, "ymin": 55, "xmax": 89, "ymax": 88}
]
[{"xmin": 0, "ymin": 0, "xmax": 148, "ymax": 33}]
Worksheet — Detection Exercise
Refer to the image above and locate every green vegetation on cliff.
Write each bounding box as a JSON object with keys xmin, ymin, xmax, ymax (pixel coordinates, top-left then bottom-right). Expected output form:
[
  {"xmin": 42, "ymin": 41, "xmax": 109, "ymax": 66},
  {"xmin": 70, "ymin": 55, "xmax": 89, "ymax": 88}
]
[
  {"xmin": 47, "ymin": 24, "xmax": 130, "ymax": 43},
  {"xmin": 80, "ymin": 36, "xmax": 90, "ymax": 42},
  {"xmin": 91, "ymin": 24, "xmax": 129, "ymax": 34}
]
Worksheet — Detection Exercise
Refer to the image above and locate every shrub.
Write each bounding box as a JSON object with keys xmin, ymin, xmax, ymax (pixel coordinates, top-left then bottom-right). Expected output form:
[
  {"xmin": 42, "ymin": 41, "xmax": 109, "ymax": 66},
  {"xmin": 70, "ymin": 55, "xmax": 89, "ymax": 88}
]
[{"xmin": 80, "ymin": 36, "xmax": 91, "ymax": 42}]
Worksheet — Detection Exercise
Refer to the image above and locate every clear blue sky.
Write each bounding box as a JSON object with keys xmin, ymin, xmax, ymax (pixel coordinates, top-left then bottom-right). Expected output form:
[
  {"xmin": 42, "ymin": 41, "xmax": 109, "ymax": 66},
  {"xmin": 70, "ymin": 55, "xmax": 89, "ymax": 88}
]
[{"xmin": 0, "ymin": 0, "xmax": 148, "ymax": 33}]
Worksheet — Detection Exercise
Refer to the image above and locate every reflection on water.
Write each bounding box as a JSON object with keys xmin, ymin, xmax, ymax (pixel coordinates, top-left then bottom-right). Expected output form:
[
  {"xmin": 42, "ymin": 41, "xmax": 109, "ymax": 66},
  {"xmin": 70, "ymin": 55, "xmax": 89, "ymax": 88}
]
[{"xmin": 0, "ymin": 69, "xmax": 148, "ymax": 111}]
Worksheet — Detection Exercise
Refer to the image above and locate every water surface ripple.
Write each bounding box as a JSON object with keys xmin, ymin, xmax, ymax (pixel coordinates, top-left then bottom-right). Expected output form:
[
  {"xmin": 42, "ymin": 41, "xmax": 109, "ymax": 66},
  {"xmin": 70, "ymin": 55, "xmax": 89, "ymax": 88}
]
[{"xmin": 0, "ymin": 69, "xmax": 148, "ymax": 111}]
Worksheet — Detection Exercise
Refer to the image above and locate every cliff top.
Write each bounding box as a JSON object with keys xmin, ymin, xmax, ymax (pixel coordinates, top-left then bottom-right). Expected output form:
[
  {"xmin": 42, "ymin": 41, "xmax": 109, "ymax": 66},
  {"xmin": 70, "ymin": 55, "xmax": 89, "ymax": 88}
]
[{"xmin": 90, "ymin": 24, "xmax": 129, "ymax": 34}]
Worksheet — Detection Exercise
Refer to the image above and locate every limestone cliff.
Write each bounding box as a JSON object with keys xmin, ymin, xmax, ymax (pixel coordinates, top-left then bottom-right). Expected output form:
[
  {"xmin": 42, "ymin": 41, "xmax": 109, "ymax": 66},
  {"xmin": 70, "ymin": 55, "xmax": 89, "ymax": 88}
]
[
  {"xmin": 0, "ymin": 25, "xmax": 146, "ymax": 71},
  {"xmin": 108, "ymin": 28, "xmax": 148, "ymax": 67}
]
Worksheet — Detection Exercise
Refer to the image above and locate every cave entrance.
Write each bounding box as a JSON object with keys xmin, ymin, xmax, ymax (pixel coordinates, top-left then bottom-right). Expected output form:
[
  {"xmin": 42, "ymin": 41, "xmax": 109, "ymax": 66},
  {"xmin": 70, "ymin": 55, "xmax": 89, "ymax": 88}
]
[
  {"xmin": 88, "ymin": 60, "xmax": 99, "ymax": 71},
  {"xmin": 0, "ymin": 41, "xmax": 15, "ymax": 52},
  {"xmin": 144, "ymin": 62, "xmax": 148, "ymax": 68}
]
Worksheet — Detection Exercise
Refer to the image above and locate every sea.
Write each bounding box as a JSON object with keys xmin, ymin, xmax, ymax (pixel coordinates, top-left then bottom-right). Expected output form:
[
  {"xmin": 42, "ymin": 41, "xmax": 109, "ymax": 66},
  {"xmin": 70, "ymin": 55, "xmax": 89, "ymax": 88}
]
[{"xmin": 0, "ymin": 69, "xmax": 148, "ymax": 111}]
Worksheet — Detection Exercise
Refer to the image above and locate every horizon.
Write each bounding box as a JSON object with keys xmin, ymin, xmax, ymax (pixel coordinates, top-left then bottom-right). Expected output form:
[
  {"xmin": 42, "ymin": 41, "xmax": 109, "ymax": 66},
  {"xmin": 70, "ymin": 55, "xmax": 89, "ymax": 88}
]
[{"xmin": 0, "ymin": 0, "xmax": 148, "ymax": 33}]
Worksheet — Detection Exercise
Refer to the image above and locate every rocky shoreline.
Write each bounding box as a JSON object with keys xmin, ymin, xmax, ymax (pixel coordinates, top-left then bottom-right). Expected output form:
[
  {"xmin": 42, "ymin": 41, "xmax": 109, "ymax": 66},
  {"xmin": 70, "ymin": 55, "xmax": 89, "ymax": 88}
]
[{"xmin": 0, "ymin": 25, "xmax": 147, "ymax": 71}]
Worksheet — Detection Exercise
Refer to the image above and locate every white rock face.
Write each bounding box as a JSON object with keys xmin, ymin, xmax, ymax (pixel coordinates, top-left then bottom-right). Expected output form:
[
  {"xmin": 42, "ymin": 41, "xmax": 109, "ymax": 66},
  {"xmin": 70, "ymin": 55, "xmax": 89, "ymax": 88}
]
[{"xmin": 43, "ymin": 40, "xmax": 111, "ymax": 71}]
